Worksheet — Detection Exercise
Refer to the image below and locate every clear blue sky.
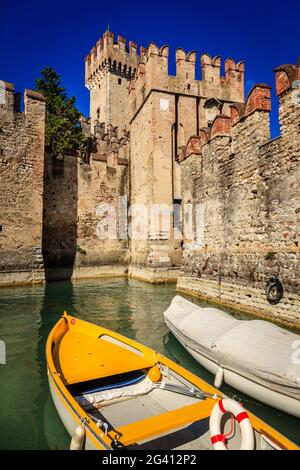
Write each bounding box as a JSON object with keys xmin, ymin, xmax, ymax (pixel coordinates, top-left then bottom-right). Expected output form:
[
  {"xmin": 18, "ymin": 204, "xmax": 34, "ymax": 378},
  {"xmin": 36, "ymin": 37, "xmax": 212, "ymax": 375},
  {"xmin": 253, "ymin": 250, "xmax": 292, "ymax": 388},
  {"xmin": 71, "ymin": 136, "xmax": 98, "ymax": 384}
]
[{"xmin": 1, "ymin": 0, "xmax": 299, "ymax": 136}]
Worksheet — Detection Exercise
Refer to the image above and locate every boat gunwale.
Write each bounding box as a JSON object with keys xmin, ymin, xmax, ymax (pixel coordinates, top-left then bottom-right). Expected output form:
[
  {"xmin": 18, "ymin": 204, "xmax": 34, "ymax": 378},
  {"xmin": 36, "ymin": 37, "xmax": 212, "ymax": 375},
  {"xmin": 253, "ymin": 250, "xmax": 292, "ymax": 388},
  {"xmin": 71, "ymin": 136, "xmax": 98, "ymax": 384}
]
[
  {"xmin": 46, "ymin": 313, "xmax": 299, "ymax": 451},
  {"xmin": 46, "ymin": 315, "xmax": 113, "ymax": 449}
]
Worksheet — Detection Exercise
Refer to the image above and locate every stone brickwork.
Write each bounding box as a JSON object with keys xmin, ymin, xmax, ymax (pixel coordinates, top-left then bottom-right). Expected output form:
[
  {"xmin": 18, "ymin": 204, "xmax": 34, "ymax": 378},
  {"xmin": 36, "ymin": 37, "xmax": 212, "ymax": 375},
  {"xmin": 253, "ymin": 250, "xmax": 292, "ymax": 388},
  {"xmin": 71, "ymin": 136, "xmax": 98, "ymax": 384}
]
[
  {"xmin": 178, "ymin": 62, "xmax": 300, "ymax": 328},
  {"xmin": 0, "ymin": 83, "xmax": 45, "ymax": 285},
  {"xmin": 126, "ymin": 41, "xmax": 245, "ymax": 280},
  {"xmin": 43, "ymin": 123, "xmax": 129, "ymax": 281}
]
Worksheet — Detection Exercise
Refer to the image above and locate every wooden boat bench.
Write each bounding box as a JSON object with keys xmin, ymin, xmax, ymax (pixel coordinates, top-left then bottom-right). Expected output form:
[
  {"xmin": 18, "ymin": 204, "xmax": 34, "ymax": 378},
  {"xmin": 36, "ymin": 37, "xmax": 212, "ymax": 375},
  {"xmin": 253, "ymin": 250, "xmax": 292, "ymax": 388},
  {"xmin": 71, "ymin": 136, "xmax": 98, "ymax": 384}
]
[{"xmin": 115, "ymin": 399, "xmax": 213, "ymax": 447}]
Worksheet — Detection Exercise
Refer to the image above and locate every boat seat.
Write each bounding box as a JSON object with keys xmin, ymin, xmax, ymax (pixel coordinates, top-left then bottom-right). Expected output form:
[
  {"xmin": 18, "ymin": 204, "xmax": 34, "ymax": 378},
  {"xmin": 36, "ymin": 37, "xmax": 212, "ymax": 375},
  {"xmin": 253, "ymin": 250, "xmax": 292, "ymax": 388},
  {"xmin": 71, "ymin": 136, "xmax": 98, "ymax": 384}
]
[{"xmin": 54, "ymin": 330, "xmax": 154, "ymax": 385}]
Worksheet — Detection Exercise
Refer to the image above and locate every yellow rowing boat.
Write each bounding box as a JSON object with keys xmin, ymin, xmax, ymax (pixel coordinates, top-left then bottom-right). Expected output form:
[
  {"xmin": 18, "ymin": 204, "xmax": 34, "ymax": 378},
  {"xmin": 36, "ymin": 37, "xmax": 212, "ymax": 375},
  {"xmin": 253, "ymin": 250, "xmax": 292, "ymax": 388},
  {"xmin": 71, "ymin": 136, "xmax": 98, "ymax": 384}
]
[{"xmin": 46, "ymin": 312, "xmax": 299, "ymax": 450}]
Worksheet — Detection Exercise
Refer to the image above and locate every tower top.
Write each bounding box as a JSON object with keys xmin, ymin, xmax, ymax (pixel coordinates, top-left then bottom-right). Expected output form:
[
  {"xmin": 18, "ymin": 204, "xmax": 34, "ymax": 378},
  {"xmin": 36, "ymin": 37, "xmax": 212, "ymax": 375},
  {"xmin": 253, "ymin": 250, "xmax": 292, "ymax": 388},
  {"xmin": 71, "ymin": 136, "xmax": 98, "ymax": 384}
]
[{"xmin": 85, "ymin": 30, "xmax": 140, "ymax": 90}]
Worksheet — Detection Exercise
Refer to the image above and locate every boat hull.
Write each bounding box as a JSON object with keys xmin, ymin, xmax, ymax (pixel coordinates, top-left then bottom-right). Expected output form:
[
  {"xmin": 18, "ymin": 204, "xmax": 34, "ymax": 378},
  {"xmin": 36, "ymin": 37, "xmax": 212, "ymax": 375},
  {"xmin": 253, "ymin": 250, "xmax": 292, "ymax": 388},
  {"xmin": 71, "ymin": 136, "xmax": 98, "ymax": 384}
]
[
  {"xmin": 48, "ymin": 372, "xmax": 104, "ymax": 450},
  {"xmin": 168, "ymin": 323, "xmax": 300, "ymax": 419}
]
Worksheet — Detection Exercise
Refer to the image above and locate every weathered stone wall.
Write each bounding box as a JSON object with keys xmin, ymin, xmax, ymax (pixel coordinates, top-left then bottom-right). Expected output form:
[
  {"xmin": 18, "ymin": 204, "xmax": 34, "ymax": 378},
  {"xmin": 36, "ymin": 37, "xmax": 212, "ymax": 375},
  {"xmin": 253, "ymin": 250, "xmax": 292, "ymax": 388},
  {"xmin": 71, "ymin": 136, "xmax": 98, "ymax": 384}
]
[
  {"xmin": 0, "ymin": 84, "xmax": 45, "ymax": 285},
  {"xmin": 76, "ymin": 152, "xmax": 129, "ymax": 276},
  {"xmin": 178, "ymin": 69, "xmax": 300, "ymax": 328},
  {"xmin": 42, "ymin": 133, "xmax": 129, "ymax": 281},
  {"xmin": 127, "ymin": 42, "xmax": 245, "ymax": 281},
  {"xmin": 129, "ymin": 90, "xmax": 182, "ymax": 282}
]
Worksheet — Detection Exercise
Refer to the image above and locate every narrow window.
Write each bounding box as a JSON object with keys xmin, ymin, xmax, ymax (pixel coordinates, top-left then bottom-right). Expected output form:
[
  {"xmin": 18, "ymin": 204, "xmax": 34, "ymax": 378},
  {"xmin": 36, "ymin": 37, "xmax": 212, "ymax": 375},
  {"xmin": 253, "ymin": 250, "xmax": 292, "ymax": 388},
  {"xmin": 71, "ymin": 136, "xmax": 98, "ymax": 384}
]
[
  {"xmin": 187, "ymin": 84, "xmax": 191, "ymax": 90},
  {"xmin": 0, "ymin": 226, "xmax": 3, "ymax": 232},
  {"xmin": 173, "ymin": 200, "xmax": 182, "ymax": 231},
  {"xmin": 118, "ymin": 78, "xmax": 122, "ymax": 85},
  {"xmin": 186, "ymin": 73, "xmax": 189, "ymax": 79},
  {"xmin": 97, "ymin": 108, "xmax": 100, "ymax": 119}
]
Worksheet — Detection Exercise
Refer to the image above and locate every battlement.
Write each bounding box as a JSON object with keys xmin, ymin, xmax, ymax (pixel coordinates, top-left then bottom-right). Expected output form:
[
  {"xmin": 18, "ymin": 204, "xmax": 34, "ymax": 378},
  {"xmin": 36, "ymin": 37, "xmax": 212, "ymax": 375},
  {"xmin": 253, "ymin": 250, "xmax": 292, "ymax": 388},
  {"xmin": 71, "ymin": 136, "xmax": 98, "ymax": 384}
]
[
  {"xmin": 178, "ymin": 58, "xmax": 300, "ymax": 162},
  {"xmin": 90, "ymin": 121, "xmax": 130, "ymax": 165},
  {"xmin": 86, "ymin": 31, "xmax": 245, "ymax": 104},
  {"xmin": 274, "ymin": 58, "xmax": 300, "ymax": 96},
  {"xmin": 0, "ymin": 80, "xmax": 45, "ymax": 117},
  {"xmin": 179, "ymin": 82, "xmax": 272, "ymax": 161},
  {"xmin": 129, "ymin": 42, "xmax": 245, "ymax": 107},
  {"xmin": 86, "ymin": 32, "xmax": 246, "ymax": 134},
  {"xmin": 85, "ymin": 30, "xmax": 140, "ymax": 89}
]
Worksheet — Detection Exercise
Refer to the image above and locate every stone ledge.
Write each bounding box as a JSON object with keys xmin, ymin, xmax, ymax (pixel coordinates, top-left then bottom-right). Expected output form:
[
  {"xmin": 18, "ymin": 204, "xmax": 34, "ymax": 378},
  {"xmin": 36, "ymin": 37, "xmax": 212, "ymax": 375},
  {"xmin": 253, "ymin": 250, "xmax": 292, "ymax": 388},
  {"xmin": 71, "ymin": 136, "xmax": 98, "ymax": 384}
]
[
  {"xmin": 0, "ymin": 269, "xmax": 45, "ymax": 287},
  {"xmin": 176, "ymin": 275, "xmax": 300, "ymax": 331},
  {"xmin": 4, "ymin": 81, "xmax": 14, "ymax": 91},
  {"xmin": 129, "ymin": 265, "xmax": 179, "ymax": 284},
  {"xmin": 24, "ymin": 89, "xmax": 46, "ymax": 102}
]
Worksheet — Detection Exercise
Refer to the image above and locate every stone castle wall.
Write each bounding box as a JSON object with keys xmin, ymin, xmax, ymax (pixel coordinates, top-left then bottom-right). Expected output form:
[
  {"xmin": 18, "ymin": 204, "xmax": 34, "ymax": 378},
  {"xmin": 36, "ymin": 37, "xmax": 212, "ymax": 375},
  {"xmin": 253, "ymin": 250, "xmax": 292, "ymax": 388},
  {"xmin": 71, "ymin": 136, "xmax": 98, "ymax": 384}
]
[
  {"xmin": 126, "ymin": 40, "xmax": 245, "ymax": 280},
  {"xmin": 177, "ymin": 65, "xmax": 300, "ymax": 328},
  {"xmin": 43, "ymin": 125, "xmax": 129, "ymax": 281},
  {"xmin": 0, "ymin": 84, "xmax": 45, "ymax": 286}
]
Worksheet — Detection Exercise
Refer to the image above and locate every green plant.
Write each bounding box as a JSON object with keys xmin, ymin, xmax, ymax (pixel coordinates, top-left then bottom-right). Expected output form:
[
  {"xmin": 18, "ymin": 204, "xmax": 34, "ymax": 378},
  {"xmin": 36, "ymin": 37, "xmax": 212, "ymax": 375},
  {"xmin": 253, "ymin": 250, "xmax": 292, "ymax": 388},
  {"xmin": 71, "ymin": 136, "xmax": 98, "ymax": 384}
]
[
  {"xmin": 265, "ymin": 251, "xmax": 277, "ymax": 261},
  {"xmin": 76, "ymin": 246, "xmax": 86, "ymax": 256},
  {"xmin": 35, "ymin": 67, "xmax": 84, "ymax": 159}
]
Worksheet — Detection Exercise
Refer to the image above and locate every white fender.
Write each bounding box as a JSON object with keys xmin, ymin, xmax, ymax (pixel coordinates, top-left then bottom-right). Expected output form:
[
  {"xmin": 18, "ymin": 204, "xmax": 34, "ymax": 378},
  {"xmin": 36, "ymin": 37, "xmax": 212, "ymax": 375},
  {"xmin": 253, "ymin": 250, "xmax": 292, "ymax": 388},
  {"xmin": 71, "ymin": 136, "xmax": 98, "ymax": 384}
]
[
  {"xmin": 214, "ymin": 366, "xmax": 224, "ymax": 388},
  {"xmin": 209, "ymin": 398, "xmax": 255, "ymax": 450},
  {"xmin": 70, "ymin": 425, "xmax": 86, "ymax": 450}
]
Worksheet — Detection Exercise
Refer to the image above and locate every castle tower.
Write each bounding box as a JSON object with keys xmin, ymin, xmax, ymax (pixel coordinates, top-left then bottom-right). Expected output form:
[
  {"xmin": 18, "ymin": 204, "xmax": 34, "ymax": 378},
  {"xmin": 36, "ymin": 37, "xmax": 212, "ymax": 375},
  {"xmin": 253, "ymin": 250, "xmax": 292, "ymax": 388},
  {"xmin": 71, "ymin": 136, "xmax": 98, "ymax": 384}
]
[
  {"xmin": 84, "ymin": 31, "xmax": 245, "ymax": 283},
  {"xmin": 85, "ymin": 31, "xmax": 140, "ymax": 132}
]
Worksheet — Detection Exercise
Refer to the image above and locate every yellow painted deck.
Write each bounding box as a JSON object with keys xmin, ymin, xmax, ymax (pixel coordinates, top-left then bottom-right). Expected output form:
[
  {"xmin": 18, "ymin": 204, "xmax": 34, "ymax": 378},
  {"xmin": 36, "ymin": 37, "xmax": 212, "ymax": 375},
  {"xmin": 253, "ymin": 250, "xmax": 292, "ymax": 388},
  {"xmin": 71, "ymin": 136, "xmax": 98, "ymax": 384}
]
[{"xmin": 54, "ymin": 327, "xmax": 154, "ymax": 384}]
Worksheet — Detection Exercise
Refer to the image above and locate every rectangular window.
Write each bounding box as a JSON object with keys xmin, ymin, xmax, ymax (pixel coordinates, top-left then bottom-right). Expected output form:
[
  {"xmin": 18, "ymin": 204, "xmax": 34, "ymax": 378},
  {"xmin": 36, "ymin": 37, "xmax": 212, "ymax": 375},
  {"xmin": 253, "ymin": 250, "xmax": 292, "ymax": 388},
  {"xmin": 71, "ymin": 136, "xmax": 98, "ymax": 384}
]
[{"xmin": 173, "ymin": 199, "xmax": 182, "ymax": 231}]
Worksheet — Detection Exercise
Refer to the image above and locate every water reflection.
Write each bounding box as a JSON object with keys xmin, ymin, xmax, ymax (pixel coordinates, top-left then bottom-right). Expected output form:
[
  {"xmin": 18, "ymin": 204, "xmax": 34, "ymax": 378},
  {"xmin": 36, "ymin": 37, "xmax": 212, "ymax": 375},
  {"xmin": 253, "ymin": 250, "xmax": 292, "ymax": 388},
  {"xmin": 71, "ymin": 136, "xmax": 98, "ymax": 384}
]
[
  {"xmin": 0, "ymin": 285, "xmax": 44, "ymax": 449},
  {"xmin": 0, "ymin": 278, "xmax": 299, "ymax": 449}
]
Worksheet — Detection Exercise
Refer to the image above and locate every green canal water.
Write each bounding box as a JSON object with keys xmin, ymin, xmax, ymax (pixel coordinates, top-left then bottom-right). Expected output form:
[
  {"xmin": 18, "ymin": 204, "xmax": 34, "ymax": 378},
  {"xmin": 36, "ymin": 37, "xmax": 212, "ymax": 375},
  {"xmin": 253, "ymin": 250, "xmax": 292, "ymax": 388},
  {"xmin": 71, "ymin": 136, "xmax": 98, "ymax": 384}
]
[{"xmin": 0, "ymin": 278, "xmax": 299, "ymax": 450}]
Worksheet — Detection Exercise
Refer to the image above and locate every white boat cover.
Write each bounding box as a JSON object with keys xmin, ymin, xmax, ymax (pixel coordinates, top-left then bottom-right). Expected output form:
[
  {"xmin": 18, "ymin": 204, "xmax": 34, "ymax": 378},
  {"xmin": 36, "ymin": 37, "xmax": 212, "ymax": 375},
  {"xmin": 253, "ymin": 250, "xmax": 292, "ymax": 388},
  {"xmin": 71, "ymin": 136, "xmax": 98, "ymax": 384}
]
[
  {"xmin": 75, "ymin": 377, "xmax": 154, "ymax": 407},
  {"xmin": 164, "ymin": 296, "xmax": 300, "ymax": 400}
]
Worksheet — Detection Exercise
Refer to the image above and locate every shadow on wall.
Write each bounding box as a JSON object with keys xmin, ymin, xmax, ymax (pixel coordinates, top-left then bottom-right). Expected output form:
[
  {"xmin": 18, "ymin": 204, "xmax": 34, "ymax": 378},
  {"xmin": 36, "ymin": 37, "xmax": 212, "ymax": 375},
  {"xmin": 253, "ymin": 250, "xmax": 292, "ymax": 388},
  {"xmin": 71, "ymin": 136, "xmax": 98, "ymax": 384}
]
[{"xmin": 42, "ymin": 154, "xmax": 78, "ymax": 281}]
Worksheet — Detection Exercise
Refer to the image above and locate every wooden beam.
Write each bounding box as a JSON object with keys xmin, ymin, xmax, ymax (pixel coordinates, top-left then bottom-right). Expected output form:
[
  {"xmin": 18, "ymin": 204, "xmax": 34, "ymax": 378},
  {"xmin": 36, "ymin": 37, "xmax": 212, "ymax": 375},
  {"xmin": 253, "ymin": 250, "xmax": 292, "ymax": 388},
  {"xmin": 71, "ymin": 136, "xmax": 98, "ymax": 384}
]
[{"xmin": 115, "ymin": 400, "xmax": 213, "ymax": 447}]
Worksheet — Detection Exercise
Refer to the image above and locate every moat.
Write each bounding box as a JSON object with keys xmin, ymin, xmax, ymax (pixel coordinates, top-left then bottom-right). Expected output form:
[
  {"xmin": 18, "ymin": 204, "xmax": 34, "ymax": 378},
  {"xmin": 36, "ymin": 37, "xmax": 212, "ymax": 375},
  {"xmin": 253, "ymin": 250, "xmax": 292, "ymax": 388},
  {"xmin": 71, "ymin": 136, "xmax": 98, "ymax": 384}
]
[{"xmin": 0, "ymin": 277, "xmax": 299, "ymax": 450}]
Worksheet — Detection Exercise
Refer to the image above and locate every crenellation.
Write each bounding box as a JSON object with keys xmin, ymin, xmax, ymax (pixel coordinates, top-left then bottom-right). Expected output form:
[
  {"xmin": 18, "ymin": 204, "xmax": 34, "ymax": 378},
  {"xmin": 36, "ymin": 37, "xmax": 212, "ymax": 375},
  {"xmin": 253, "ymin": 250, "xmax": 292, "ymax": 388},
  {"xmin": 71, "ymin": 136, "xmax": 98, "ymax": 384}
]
[
  {"xmin": 201, "ymin": 53, "xmax": 221, "ymax": 84},
  {"xmin": 87, "ymin": 31, "xmax": 246, "ymax": 135},
  {"xmin": 244, "ymin": 84, "xmax": 271, "ymax": 115},
  {"xmin": 103, "ymin": 30, "xmax": 114, "ymax": 47},
  {"xmin": 129, "ymin": 40, "xmax": 137, "ymax": 56},
  {"xmin": 176, "ymin": 49, "xmax": 196, "ymax": 81},
  {"xmin": 229, "ymin": 102, "xmax": 245, "ymax": 125},
  {"xmin": 2, "ymin": 82, "xmax": 15, "ymax": 112},
  {"xmin": 117, "ymin": 35, "xmax": 126, "ymax": 52},
  {"xmin": 140, "ymin": 46, "xmax": 147, "ymax": 60},
  {"xmin": 224, "ymin": 58, "xmax": 245, "ymax": 101},
  {"xmin": 210, "ymin": 114, "xmax": 231, "ymax": 139}
]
